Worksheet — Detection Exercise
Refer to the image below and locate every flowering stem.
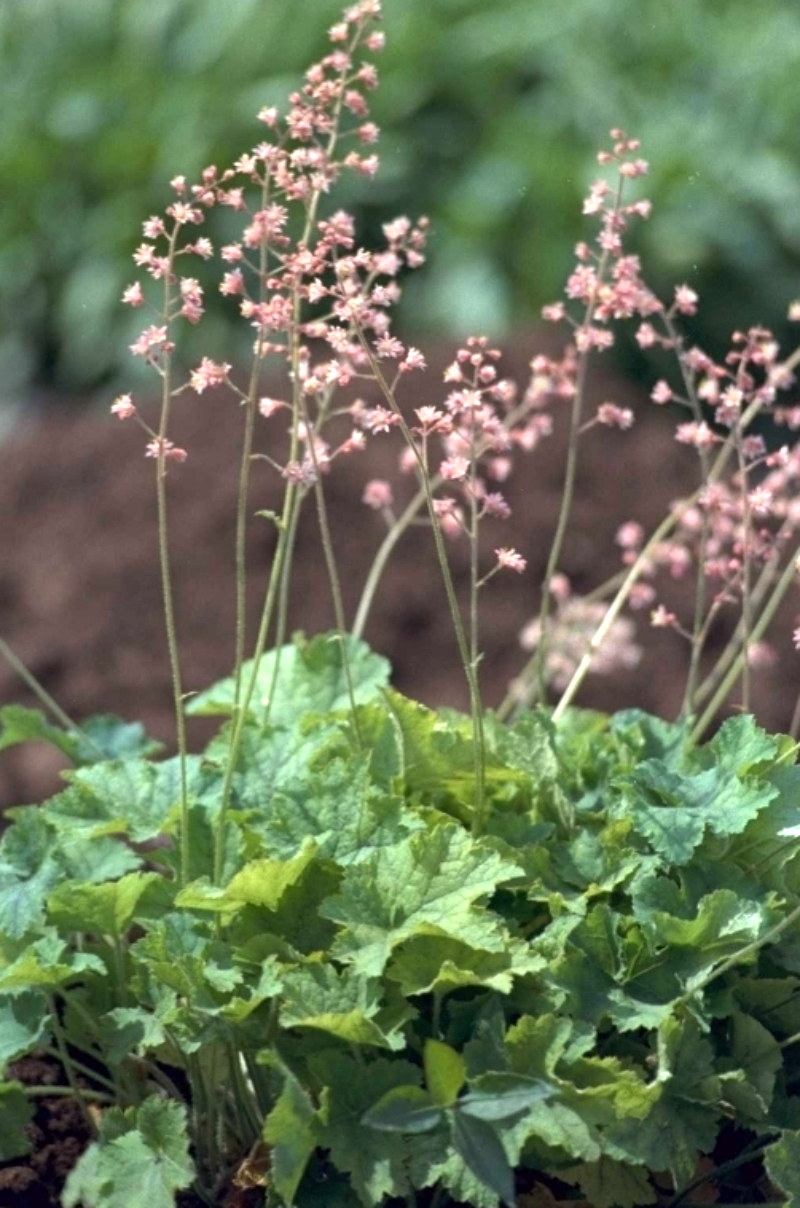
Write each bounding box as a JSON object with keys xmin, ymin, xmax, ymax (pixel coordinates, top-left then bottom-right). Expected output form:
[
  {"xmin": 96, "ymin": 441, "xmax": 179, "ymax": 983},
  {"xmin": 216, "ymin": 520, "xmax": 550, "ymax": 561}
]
[
  {"xmin": 689, "ymin": 538, "xmax": 800, "ymax": 743},
  {"xmin": 658, "ymin": 312, "xmax": 713, "ymax": 721},
  {"xmin": 303, "ymin": 406, "xmax": 364, "ymax": 750},
  {"xmin": 355, "ymin": 332, "xmax": 487, "ymax": 833},
  {"xmin": 352, "ymin": 481, "xmax": 430, "ymax": 639},
  {"xmin": 154, "ymin": 228, "xmax": 190, "ymax": 889},
  {"xmin": 552, "ymin": 499, "xmax": 701, "ymax": 721}
]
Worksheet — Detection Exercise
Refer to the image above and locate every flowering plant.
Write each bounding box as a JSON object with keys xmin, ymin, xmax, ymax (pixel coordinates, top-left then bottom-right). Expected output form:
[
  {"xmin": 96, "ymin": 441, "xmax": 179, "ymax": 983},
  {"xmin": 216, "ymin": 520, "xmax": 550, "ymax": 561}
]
[{"xmin": 3, "ymin": 4, "xmax": 800, "ymax": 1207}]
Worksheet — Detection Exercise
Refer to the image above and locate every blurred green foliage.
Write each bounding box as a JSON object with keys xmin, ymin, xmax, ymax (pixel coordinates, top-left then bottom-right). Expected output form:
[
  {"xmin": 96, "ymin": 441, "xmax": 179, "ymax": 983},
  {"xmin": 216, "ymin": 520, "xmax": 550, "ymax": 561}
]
[{"xmin": 1, "ymin": 0, "xmax": 800, "ymax": 400}]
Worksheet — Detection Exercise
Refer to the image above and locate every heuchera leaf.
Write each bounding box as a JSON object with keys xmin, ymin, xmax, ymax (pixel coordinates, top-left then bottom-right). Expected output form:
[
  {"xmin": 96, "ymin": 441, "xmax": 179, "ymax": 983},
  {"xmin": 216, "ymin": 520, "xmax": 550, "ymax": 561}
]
[
  {"xmin": 322, "ymin": 822, "xmax": 521, "ymax": 976},
  {"xmin": 254, "ymin": 753, "xmax": 422, "ymax": 865},
  {"xmin": 43, "ymin": 755, "xmax": 207, "ymax": 844},
  {"xmin": 175, "ymin": 841, "xmax": 318, "ymax": 916},
  {"xmin": 47, "ymin": 872, "xmax": 161, "ymax": 939},
  {"xmin": 311, "ymin": 1052, "xmax": 419, "ymax": 1204},
  {"xmin": 765, "ymin": 1129, "xmax": 800, "ymax": 1204},
  {"xmin": 558, "ymin": 1158, "xmax": 658, "ymax": 1208},
  {"xmin": 0, "ymin": 705, "xmax": 162, "ymax": 765},
  {"xmin": 0, "ymin": 990, "xmax": 51, "ymax": 1063},
  {"xmin": 62, "ymin": 1097, "xmax": 195, "ymax": 1208},
  {"xmin": 280, "ymin": 963, "xmax": 409, "ymax": 1050},
  {"xmin": 186, "ymin": 633, "xmax": 390, "ymax": 722},
  {"xmin": 0, "ymin": 931, "xmax": 105, "ymax": 992},
  {"xmin": 264, "ymin": 1069, "xmax": 323, "ymax": 1204},
  {"xmin": 425, "ymin": 1039, "xmax": 466, "ymax": 1106}
]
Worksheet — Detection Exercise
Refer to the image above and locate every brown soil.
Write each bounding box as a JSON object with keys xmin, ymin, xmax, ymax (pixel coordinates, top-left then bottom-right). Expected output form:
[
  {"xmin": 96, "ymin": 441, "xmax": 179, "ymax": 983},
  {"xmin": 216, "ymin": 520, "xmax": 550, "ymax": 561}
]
[{"xmin": 1, "ymin": 332, "xmax": 798, "ymax": 810}]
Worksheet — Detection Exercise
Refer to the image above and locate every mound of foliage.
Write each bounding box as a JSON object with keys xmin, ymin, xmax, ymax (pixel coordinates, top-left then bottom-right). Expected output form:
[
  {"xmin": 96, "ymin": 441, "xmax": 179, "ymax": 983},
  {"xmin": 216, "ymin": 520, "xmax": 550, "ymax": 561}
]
[{"xmin": 2, "ymin": 634, "xmax": 800, "ymax": 1207}]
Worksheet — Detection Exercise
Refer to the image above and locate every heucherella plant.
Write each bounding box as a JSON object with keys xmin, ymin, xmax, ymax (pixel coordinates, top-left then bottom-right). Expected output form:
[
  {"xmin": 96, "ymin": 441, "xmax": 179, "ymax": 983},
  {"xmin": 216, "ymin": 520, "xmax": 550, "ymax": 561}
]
[{"xmin": 4, "ymin": 3, "xmax": 800, "ymax": 1208}]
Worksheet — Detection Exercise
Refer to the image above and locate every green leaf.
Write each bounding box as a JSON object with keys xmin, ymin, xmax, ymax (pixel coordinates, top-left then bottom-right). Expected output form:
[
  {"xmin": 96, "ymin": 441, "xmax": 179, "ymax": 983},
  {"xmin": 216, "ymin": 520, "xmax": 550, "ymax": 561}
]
[
  {"xmin": 175, "ymin": 841, "xmax": 318, "ymax": 916},
  {"xmin": 765, "ymin": 1129, "xmax": 800, "ymax": 1204},
  {"xmin": 44, "ymin": 755, "xmax": 207, "ymax": 843},
  {"xmin": 387, "ymin": 933, "xmax": 543, "ymax": 997},
  {"xmin": 322, "ymin": 823, "xmax": 520, "ymax": 976},
  {"xmin": 362, "ymin": 1085, "xmax": 443, "ymax": 1133},
  {"xmin": 0, "ymin": 1081, "xmax": 33, "ymax": 1160},
  {"xmin": 425, "ymin": 1039, "xmax": 466, "ymax": 1106},
  {"xmin": 451, "ymin": 1110, "xmax": 516, "ymax": 1208},
  {"xmin": 280, "ymin": 963, "xmax": 409, "ymax": 1049},
  {"xmin": 0, "ymin": 705, "xmax": 162, "ymax": 765},
  {"xmin": 458, "ymin": 1073, "xmax": 555, "ymax": 1122},
  {"xmin": 0, "ymin": 990, "xmax": 51, "ymax": 1062},
  {"xmin": 264, "ymin": 1069, "xmax": 322, "ymax": 1205},
  {"xmin": 47, "ymin": 872, "xmax": 161, "ymax": 939},
  {"xmin": 97, "ymin": 1007, "xmax": 168, "ymax": 1067},
  {"xmin": 62, "ymin": 1097, "xmax": 194, "ymax": 1208},
  {"xmin": 312, "ymin": 1052, "xmax": 419, "ymax": 1203},
  {"xmin": 558, "ymin": 1158, "xmax": 657, "ymax": 1208},
  {"xmin": 186, "ymin": 633, "xmax": 390, "ymax": 722},
  {"xmin": 724, "ymin": 1010, "xmax": 782, "ymax": 1117},
  {"xmin": 254, "ymin": 753, "xmax": 422, "ymax": 865},
  {"xmin": 0, "ymin": 931, "xmax": 105, "ymax": 992}
]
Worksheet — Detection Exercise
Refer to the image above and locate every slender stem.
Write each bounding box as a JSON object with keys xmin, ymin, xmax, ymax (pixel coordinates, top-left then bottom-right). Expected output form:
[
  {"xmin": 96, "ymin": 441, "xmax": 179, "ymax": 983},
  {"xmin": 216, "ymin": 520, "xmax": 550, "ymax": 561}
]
[
  {"xmin": 40, "ymin": 1046, "xmax": 118, "ymax": 1096},
  {"xmin": 690, "ymin": 540, "xmax": 800, "ymax": 741},
  {"xmin": 48, "ymin": 994, "xmax": 97, "ymax": 1138},
  {"xmin": 304, "ymin": 409, "xmax": 363, "ymax": 749},
  {"xmin": 354, "ymin": 330, "xmax": 487, "ymax": 833},
  {"xmin": 352, "ymin": 480, "xmax": 430, "ymax": 639},
  {"xmin": 552, "ymin": 498, "xmax": 702, "ymax": 721},
  {"xmin": 153, "ymin": 226, "xmax": 190, "ymax": 889},
  {"xmin": 0, "ymin": 635, "xmax": 105, "ymax": 760},
  {"xmin": 24, "ymin": 1084, "xmax": 115, "ymax": 1104},
  {"xmin": 691, "ymin": 517, "xmax": 790, "ymax": 708}
]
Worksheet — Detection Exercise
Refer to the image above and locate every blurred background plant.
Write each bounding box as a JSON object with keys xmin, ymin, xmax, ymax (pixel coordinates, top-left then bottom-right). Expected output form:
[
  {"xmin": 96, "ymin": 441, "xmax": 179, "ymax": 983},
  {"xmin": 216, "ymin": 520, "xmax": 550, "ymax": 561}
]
[{"xmin": 2, "ymin": 0, "xmax": 800, "ymax": 410}]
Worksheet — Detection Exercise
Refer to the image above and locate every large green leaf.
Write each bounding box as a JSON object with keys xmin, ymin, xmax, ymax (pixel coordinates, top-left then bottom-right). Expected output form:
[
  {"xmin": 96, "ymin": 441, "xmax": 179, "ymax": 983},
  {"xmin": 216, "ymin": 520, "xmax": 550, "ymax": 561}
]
[
  {"xmin": 765, "ymin": 1129, "xmax": 800, "ymax": 1205},
  {"xmin": 252, "ymin": 754, "xmax": 422, "ymax": 865},
  {"xmin": 186, "ymin": 633, "xmax": 390, "ymax": 722},
  {"xmin": 62, "ymin": 1097, "xmax": 195, "ymax": 1208},
  {"xmin": 280, "ymin": 963, "xmax": 411, "ymax": 1050},
  {"xmin": 311, "ymin": 1052, "xmax": 419, "ymax": 1204},
  {"xmin": 0, "ymin": 930, "xmax": 105, "ymax": 992},
  {"xmin": 322, "ymin": 823, "xmax": 521, "ymax": 976},
  {"xmin": 47, "ymin": 872, "xmax": 161, "ymax": 939},
  {"xmin": 0, "ymin": 990, "xmax": 51, "ymax": 1062},
  {"xmin": 264, "ymin": 1069, "xmax": 324, "ymax": 1204},
  {"xmin": 43, "ymin": 755, "xmax": 208, "ymax": 843}
]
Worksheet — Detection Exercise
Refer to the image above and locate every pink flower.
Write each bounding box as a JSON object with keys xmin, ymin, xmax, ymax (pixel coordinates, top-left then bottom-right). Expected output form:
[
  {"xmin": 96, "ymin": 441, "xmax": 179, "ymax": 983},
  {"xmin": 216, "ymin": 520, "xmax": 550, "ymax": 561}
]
[
  {"xmin": 122, "ymin": 282, "xmax": 144, "ymax": 307},
  {"xmin": 258, "ymin": 397, "xmax": 286, "ymax": 418},
  {"xmin": 596, "ymin": 402, "xmax": 634, "ymax": 430},
  {"xmin": 674, "ymin": 284, "xmax": 698, "ymax": 315},
  {"xmin": 651, "ymin": 380, "xmax": 673, "ymax": 405},
  {"xmin": 145, "ymin": 438, "xmax": 187, "ymax": 463},
  {"xmin": 675, "ymin": 421, "xmax": 720, "ymax": 450},
  {"xmin": 110, "ymin": 394, "xmax": 136, "ymax": 420},
  {"xmin": 650, "ymin": 605, "xmax": 677, "ymax": 628},
  {"xmin": 440, "ymin": 456, "xmax": 470, "ymax": 481},
  {"xmin": 189, "ymin": 358, "xmax": 231, "ymax": 393},
  {"xmin": 220, "ymin": 268, "xmax": 245, "ymax": 297},
  {"xmin": 495, "ymin": 548, "xmax": 527, "ymax": 574},
  {"xmin": 363, "ymin": 479, "xmax": 393, "ymax": 510}
]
